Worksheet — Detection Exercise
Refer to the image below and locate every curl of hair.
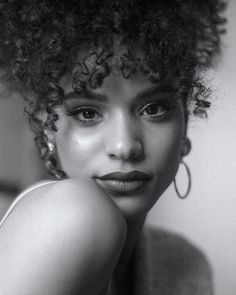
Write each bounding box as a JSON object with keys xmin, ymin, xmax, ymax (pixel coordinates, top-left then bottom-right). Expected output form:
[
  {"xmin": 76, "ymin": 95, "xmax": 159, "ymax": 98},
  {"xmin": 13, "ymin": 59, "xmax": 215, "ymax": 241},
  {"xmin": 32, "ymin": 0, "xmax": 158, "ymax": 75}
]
[{"xmin": 0, "ymin": 0, "xmax": 226, "ymax": 165}]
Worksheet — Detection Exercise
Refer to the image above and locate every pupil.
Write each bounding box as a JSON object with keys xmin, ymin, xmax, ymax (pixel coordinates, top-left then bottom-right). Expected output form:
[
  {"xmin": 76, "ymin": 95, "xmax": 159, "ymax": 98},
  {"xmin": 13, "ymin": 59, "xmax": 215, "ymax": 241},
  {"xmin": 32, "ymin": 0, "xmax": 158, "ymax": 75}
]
[
  {"xmin": 83, "ymin": 110, "xmax": 95, "ymax": 119},
  {"xmin": 146, "ymin": 105, "xmax": 157, "ymax": 115}
]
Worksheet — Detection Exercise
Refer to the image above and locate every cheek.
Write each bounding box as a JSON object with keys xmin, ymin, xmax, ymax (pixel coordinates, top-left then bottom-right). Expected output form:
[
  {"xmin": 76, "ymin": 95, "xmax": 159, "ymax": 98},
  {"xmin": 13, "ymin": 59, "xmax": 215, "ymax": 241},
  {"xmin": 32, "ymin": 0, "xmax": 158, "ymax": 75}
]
[
  {"xmin": 54, "ymin": 120, "xmax": 103, "ymax": 176},
  {"xmin": 147, "ymin": 120, "xmax": 184, "ymax": 185}
]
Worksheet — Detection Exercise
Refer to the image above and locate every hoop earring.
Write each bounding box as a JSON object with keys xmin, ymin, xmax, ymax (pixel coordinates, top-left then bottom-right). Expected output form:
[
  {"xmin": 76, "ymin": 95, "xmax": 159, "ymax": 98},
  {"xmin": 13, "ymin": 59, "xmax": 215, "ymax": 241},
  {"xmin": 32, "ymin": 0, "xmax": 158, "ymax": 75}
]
[
  {"xmin": 44, "ymin": 142, "xmax": 66, "ymax": 180},
  {"xmin": 174, "ymin": 161, "xmax": 191, "ymax": 199}
]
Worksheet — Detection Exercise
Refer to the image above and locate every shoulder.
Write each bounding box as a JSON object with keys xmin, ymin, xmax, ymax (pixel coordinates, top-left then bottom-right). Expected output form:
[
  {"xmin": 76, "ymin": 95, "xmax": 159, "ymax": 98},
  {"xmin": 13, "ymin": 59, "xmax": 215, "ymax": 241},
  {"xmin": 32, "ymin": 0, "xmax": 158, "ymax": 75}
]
[
  {"xmin": 0, "ymin": 178, "xmax": 126, "ymax": 250},
  {"xmin": 146, "ymin": 226, "xmax": 210, "ymax": 265},
  {"xmin": 0, "ymin": 179, "xmax": 58, "ymax": 227},
  {"xmin": 0, "ymin": 179, "xmax": 126, "ymax": 294},
  {"xmin": 1, "ymin": 178, "xmax": 125, "ymax": 231},
  {"xmin": 144, "ymin": 226, "xmax": 213, "ymax": 295}
]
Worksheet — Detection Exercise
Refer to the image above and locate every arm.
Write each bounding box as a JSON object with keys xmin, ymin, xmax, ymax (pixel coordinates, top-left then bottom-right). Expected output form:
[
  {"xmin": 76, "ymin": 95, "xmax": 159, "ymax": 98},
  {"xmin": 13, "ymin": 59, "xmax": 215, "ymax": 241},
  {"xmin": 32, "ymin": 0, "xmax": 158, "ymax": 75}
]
[{"xmin": 0, "ymin": 178, "xmax": 126, "ymax": 295}]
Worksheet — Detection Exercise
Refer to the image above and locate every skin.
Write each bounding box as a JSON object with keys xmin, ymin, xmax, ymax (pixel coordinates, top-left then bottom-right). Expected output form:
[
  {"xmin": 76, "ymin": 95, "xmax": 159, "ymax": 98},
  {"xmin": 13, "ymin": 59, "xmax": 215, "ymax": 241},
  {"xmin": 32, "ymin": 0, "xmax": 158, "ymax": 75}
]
[
  {"xmin": 52, "ymin": 68, "xmax": 186, "ymax": 293},
  {"xmin": 0, "ymin": 66, "xmax": 188, "ymax": 295},
  {"xmin": 0, "ymin": 178, "xmax": 126, "ymax": 295},
  {"xmin": 53, "ymin": 69, "xmax": 186, "ymax": 221}
]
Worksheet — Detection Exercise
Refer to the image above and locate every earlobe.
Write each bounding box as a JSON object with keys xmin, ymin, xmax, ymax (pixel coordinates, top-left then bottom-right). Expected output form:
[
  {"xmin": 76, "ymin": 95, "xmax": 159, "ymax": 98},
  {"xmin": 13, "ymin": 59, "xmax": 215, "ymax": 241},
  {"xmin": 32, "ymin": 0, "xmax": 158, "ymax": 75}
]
[
  {"xmin": 43, "ymin": 128, "xmax": 56, "ymax": 145},
  {"xmin": 39, "ymin": 128, "xmax": 65, "ymax": 179},
  {"xmin": 181, "ymin": 137, "xmax": 191, "ymax": 157}
]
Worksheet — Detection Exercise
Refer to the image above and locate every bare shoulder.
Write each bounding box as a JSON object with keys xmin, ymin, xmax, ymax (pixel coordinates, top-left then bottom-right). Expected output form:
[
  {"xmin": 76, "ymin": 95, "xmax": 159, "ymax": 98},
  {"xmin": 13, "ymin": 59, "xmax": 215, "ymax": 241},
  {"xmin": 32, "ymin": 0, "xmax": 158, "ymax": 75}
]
[
  {"xmin": 147, "ymin": 226, "xmax": 211, "ymax": 268},
  {"xmin": 0, "ymin": 178, "xmax": 126, "ymax": 240},
  {"xmin": 145, "ymin": 227, "xmax": 213, "ymax": 294},
  {"xmin": 0, "ymin": 178, "xmax": 126, "ymax": 295}
]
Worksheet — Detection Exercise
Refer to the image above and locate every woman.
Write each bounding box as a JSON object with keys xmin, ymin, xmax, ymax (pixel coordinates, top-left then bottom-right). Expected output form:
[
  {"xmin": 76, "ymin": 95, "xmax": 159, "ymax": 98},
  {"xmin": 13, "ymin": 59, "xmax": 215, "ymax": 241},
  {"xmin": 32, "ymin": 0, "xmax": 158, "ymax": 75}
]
[{"xmin": 0, "ymin": 0, "xmax": 226, "ymax": 294}]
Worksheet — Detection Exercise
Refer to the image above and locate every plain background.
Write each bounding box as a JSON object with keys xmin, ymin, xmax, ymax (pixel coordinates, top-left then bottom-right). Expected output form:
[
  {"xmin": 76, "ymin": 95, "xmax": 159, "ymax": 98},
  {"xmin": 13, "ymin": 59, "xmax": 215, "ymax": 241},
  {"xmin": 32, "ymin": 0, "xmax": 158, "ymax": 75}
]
[{"xmin": 0, "ymin": 2, "xmax": 235, "ymax": 295}]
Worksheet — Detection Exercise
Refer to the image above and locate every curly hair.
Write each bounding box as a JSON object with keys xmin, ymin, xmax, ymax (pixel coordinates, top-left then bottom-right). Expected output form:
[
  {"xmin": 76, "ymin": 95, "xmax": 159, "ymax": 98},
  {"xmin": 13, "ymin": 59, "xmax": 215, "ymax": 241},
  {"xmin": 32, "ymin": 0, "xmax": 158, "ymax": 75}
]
[{"xmin": 0, "ymin": 0, "xmax": 226, "ymax": 176}]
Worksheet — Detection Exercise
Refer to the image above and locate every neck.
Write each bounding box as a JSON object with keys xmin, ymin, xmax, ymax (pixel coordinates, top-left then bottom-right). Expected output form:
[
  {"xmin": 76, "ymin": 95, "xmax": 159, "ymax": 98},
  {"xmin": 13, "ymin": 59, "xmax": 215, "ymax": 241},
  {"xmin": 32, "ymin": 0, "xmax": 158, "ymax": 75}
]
[{"xmin": 113, "ymin": 214, "xmax": 146, "ymax": 295}]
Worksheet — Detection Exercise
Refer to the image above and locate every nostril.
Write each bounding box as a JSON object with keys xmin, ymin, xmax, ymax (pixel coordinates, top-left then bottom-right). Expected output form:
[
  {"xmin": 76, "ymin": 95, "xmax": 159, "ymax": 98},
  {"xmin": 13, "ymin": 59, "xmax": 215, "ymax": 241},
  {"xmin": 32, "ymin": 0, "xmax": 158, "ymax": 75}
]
[
  {"xmin": 108, "ymin": 140, "xmax": 144, "ymax": 161},
  {"xmin": 130, "ymin": 144, "xmax": 144, "ymax": 160}
]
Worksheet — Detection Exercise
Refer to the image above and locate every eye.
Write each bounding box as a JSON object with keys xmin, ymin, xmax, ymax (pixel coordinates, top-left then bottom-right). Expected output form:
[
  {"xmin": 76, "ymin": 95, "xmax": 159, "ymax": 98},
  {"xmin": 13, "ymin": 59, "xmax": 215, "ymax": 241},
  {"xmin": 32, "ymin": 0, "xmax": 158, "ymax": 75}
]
[
  {"xmin": 78, "ymin": 108, "xmax": 98, "ymax": 120},
  {"xmin": 66, "ymin": 107, "xmax": 103, "ymax": 125},
  {"xmin": 140, "ymin": 102, "xmax": 169, "ymax": 119}
]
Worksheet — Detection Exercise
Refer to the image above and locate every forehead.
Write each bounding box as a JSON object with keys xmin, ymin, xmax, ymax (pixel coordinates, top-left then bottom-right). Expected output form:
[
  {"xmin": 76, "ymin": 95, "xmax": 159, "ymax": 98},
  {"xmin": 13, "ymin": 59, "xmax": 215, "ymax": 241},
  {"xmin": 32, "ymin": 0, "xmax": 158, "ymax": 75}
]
[
  {"xmin": 62, "ymin": 47, "xmax": 177, "ymax": 91},
  {"xmin": 59, "ymin": 42, "xmax": 182, "ymax": 106},
  {"xmin": 93, "ymin": 70, "xmax": 154, "ymax": 97},
  {"xmin": 62, "ymin": 69, "xmax": 150, "ymax": 98},
  {"xmin": 62, "ymin": 68, "xmax": 177, "ymax": 100}
]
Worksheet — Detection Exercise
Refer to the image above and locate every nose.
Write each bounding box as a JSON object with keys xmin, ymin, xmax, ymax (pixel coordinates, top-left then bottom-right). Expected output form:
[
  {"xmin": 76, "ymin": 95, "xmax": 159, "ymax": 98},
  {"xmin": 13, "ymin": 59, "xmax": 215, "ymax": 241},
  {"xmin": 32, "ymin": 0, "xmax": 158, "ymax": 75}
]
[{"xmin": 106, "ymin": 115, "xmax": 144, "ymax": 161}]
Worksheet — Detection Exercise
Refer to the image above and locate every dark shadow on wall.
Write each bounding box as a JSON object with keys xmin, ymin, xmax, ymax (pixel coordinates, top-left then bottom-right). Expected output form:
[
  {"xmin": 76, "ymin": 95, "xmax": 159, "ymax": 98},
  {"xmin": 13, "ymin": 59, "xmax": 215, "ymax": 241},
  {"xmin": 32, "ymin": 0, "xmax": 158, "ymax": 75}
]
[
  {"xmin": 0, "ymin": 179, "xmax": 21, "ymax": 219},
  {"xmin": 0, "ymin": 179, "xmax": 21, "ymax": 195}
]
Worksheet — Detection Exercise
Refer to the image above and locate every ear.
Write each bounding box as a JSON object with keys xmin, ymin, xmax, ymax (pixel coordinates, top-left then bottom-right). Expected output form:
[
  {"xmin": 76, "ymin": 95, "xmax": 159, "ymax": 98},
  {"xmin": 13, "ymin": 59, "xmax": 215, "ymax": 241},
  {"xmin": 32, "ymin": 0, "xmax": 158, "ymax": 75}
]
[
  {"xmin": 38, "ymin": 110, "xmax": 57, "ymax": 145},
  {"xmin": 43, "ymin": 127, "xmax": 56, "ymax": 146},
  {"xmin": 181, "ymin": 137, "xmax": 191, "ymax": 157}
]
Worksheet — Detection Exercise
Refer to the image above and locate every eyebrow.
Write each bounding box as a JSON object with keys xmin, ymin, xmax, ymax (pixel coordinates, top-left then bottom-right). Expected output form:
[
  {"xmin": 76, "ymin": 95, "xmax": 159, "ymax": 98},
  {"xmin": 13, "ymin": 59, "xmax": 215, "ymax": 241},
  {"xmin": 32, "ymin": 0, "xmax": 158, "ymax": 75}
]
[
  {"xmin": 64, "ymin": 84, "xmax": 176, "ymax": 102},
  {"xmin": 64, "ymin": 90, "xmax": 108, "ymax": 102},
  {"xmin": 134, "ymin": 85, "xmax": 176, "ymax": 101}
]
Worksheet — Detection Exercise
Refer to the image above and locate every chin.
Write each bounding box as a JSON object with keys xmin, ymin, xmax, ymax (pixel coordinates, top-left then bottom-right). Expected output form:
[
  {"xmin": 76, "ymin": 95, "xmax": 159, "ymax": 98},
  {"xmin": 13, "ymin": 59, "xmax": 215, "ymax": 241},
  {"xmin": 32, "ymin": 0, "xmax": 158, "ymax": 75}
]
[{"xmin": 110, "ymin": 194, "xmax": 156, "ymax": 223}]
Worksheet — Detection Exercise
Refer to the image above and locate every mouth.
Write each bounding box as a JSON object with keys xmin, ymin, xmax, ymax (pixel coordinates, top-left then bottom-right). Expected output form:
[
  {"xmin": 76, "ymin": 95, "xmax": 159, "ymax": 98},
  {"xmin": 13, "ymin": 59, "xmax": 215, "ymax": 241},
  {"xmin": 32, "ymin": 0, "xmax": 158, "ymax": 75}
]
[{"xmin": 94, "ymin": 170, "xmax": 152, "ymax": 195}]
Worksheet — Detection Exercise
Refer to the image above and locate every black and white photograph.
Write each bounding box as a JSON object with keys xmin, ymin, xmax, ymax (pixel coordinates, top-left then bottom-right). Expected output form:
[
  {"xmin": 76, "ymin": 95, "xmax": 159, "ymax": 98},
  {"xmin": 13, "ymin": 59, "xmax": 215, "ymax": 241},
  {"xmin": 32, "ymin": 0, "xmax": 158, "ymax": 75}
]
[{"xmin": 0, "ymin": 1, "xmax": 235, "ymax": 295}]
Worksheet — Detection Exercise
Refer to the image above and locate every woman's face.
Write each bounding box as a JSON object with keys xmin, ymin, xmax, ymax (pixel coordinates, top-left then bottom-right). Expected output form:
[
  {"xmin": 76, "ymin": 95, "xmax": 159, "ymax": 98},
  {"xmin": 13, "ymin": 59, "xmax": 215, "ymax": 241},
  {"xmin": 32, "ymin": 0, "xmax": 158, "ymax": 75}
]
[{"xmin": 50, "ymin": 69, "xmax": 186, "ymax": 221}]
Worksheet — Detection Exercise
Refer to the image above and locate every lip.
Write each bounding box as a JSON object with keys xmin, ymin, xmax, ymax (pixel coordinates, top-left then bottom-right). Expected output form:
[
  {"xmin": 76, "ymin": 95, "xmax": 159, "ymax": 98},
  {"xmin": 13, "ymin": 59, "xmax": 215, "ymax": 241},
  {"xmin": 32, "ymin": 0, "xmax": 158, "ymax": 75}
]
[
  {"xmin": 95, "ymin": 170, "xmax": 152, "ymax": 195},
  {"xmin": 98, "ymin": 170, "xmax": 152, "ymax": 181}
]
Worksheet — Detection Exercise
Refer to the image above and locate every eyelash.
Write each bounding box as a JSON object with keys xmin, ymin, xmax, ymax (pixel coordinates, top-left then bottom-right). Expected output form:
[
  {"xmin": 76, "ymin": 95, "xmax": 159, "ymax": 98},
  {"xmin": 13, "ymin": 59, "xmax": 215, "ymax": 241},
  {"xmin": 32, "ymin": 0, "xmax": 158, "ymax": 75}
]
[
  {"xmin": 66, "ymin": 107, "xmax": 103, "ymax": 126},
  {"xmin": 139, "ymin": 101, "xmax": 171, "ymax": 120},
  {"xmin": 66, "ymin": 100, "xmax": 175, "ymax": 125}
]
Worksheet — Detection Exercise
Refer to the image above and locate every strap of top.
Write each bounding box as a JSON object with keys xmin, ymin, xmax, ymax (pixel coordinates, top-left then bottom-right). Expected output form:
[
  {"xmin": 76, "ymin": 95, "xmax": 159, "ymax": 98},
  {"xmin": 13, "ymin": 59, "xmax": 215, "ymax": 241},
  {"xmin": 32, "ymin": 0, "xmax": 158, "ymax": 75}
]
[
  {"xmin": 0, "ymin": 179, "xmax": 114, "ymax": 295},
  {"xmin": 0, "ymin": 180, "xmax": 58, "ymax": 227}
]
